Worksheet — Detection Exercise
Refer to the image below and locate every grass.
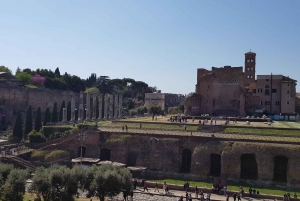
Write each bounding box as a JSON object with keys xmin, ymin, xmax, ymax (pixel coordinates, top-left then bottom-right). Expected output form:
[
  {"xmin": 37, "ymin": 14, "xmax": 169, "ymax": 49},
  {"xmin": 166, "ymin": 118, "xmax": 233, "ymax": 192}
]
[
  {"xmin": 22, "ymin": 193, "xmax": 94, "ymax": 201},
  {"xmin": 31, "ymin": 149, "xmax": 69, "ymax": 162},
  {"xmin": 104, "ymin": 122, "xmax": 199, "ymax": 131},
  {"xmin": 25, "ymin": 84, "xmax": 38, "ymax": 89},
  {"xmin": 152, "ymin": 179, "xmax": 300, "ymax": 196},
  {"xmin": 224, "ymin": 127, "xmax": 300, "ymax": 136}
]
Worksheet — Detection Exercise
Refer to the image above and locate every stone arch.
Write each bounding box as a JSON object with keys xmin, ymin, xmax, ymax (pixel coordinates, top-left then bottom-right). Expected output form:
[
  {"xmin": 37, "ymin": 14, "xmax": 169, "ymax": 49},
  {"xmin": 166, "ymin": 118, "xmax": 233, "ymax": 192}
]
[
  {"xmin": 182, "ymin": 148, "xmax": 192, "ymax": 173},
  {"xmin": 210, "ymin": 154, "xmax": 221, "ymax": 177},
  {"xmin": 100, "ymin": 148, "xmax": 111, "ymax": 161},
  {"xmin": 273, "ymin": 156, "xmax": 288, "ymax": 182},
  {"xmin": 77, "ymin": 146, "xmax": 86, "ymax": 157},
  {"xmin": 240, "ymin": 154, "xmax": 257, "ymax": 180}
]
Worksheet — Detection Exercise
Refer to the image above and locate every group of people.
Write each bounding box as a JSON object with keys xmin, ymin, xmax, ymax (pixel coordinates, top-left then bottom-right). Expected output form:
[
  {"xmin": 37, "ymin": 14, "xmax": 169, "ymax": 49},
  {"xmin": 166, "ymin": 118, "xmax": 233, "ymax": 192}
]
[
  {"xmin": 283, "ymin": 193, "xmax": 298, "ymax": 201},
  {"xmin": 169, "ymin": 115, "xmax": 188, "ymax": 123},
  {"xmin": 122, "ymin": 125, "xmax": 128, "ymax": 132}
]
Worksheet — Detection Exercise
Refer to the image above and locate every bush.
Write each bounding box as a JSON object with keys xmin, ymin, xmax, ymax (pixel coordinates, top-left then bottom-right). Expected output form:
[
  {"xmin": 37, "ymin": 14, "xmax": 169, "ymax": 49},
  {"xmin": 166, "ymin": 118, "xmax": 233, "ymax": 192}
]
[
  {"xmin": 77, "ymin": 124, "xmax": 97, "ymax": 130},
  {"xmin": 28, "ymin": 130, "xmax": 46, "ymax": 143},
  {"xmin": 129, "ymin": 109, "xmax": 137, "ymax": 117},
  {"xmin": 42, "ymin": 126, "xmax": 74, "ymax": 138}
]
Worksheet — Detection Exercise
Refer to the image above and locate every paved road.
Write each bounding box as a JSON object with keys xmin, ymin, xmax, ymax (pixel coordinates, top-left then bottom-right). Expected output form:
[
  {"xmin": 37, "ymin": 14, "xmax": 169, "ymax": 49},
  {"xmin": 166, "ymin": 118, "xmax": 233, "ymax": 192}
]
[{"xmin": 99, "ymin": 126, "xmax": 300, "ymax": 144}]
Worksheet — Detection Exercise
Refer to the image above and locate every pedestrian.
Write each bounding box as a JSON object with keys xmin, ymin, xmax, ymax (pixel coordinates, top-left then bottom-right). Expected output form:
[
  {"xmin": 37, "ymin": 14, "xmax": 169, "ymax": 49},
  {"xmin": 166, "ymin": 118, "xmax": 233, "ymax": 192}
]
[
  {"xmin": 189, "ymin": 193, "xmax": 193, "ymax": 201},
  {"xmin": 123, "ymin": 191, "xmax": 127, "ymax": 201},
  {"xmin": 223, "ymin": 185, "xmax": 227, "ymax": 196},
  {"xmin": 237, "ymin": 194, "xmax": 241, "ymax": 201},
  {"xmin": 143, "ymin": 182, "xmax": 148, "ymax": 192},
  {"xmin": 122, "ymin": 125, "xmax": 124, "ymax": 131},
  {"xmin": 129, "ymin": 191, "xmax": 133, "ymax": 201},
  {"xmin": 178, "ymin": 196, "xmax": 184, "ymax": 201},
  {"xmin": 154, "ymin": 182, "xmax": 159, "ymax": 192},
  {"xmin": 186, "ymin": 191, "xmax": 189, "ymax": 201},
  {"xmin": 249, "ymin": 188, "xmax": 252, "ymax": 197},
  {"xmin": 125, "ymin": 125, "xmax": 128, "ymax": 132},
  {"xmin": 294, "ymin": 193, "xmax": 297, "ymax": 199},
  {"xmin": 184, "ymin": 125, "xmax": 187, "ymax": 131},
  {"xmin": 206, "ymin": 193, "xmax": 211, "ymax": 201},
  {"xmin": 140, "ymin": 123, "xmax": 142, "ymax": 129},
  {"xmin": 233, "ymin": 193, "xmax": 237, "ymax": 201},
  {"xmin": 195, "ymin": 186, "xmax": 199, "ymax": 198},
  {"xmin": 226, "ymin": 195, "xmax": 229, "ymax": 201}
]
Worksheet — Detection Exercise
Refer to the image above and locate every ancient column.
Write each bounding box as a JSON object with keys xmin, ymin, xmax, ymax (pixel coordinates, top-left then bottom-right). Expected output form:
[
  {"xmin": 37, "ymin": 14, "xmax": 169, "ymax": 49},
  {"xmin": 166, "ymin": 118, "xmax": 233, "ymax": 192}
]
[
  {"xmin": 92, "ymin": 94, "xmax": 97, "ymax": 120},
  {"xmin": 109, "ymin": 94, "xmax": 113, "ymax": 119},
  {"xmin": 103, "ymin": 94, "xmax": 108, "ymax": 119},
  {"xmin": 78, "ymin": 91, "xmax": 84, "ymax": 121},
  {"xmin": 85, "ymin": 93, "xmax": 90, "ymax": 121},
  {"xmin": 118, "ymin": 94, "xmax": 123, "ymax": 118},
  {"xmin": 62, "ymin": 108, "xmax": 67, "ymax": 122},
  {"xmin": 114, "ymin": 94, "xmax": 118, "ymax": 119},
  {"xmin": 98, "ymin": 94, "xmax": 103, "ymax": 120},
  {"xmin": 70, "ymin": 96, "xmax": 75, "ymax": 122}
]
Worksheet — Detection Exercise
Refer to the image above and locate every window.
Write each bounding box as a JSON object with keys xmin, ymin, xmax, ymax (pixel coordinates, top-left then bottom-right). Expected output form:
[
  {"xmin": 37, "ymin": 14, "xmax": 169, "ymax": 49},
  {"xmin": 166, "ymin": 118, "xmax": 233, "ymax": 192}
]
[
  {"xmin": 253, "ymin": 89, "xmax": 256, "ymax": 93},
  {"xmin": 247, "ymin": 75, "xmax": 250, "ymax": 78},
  {"xmin": 287, "ymin": 90, "xmax": 289, "ymax": 94},
  {"xmin": 247, "ymin": 67, "xmax": 250, "ymax": 71},
  {"xmin": 250, "ymin": 59, "xmax": 254, "ymax": 63},
  {"xmin": 272, "ymin": 89, "xmax": 277, "ymax": 93},
  {"xmin": 265, "ymin": 85, "xmax": 270, "ymax": 95},
  {"xmin": 276, "ymin": 101, "xmax": 280, "ymax": 106},
  {"xmin": 250, "ymin": 67, "xmax": 254, "ymax": 71},
  {"xmin": 250, "ymin": 75, "xmax": 253, "ymax": 78},
  {"xmin": 265, "ymin": 101, "xmax": 270, "ymax": 105},
  {"xmin": 287, "ymin": 101, "xmax": 290, "ymax": 105},
  {"xmin": 247, "ymin": 59, "xmax": 250, "ymax": 63},
  {"xmin": 260, "ymin": 101, "xmax": 262, "ymax": 105},
  {"xmin": 266, "ymin": 79, "xmax": 269, "ymax": 81}
]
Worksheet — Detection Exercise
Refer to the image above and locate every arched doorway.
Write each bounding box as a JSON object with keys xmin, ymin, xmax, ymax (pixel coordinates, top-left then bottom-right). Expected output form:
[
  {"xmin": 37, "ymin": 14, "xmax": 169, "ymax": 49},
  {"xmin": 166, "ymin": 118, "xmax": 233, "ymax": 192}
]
[
  {"xmin": 182, "ymin": 149, "xmax": 192, "ymax": 173},
  {"xmin": 210, "ymin": 154, "xmax": 221, "ymax": 177},
  {"xmin": 240, "ymin": 154, "xmax": 257, "ymax": 180},
  {"xmin": 274, "ymin": 156, "xmax": 288, "ymax": 182},
  {"xmin": 100, "ymin": 149, "xmax": 111, "ymax": 161},
  {"xmin": 77, "ymin": 146, "xmax": 86, "ymax": 157}
]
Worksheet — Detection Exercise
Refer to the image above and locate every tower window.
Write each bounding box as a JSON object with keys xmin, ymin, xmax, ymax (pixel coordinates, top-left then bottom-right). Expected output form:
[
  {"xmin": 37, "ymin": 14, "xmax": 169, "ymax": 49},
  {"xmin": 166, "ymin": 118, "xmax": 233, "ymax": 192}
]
[
  {"xmin": 287, "ymin": 101, "xmax": 290, "ymax": 105},
  {"xmin": 250, "ymin": 67, "xmax": 254, "ymax": 71},
  {"xmin": 260, "ymin": 101, "xmax": 262, "ymax": 105},
  {"xmin": 272, "ymin": 89, "xmax": 277, "ymax": 93},
  {"xmin": 287, "ymin": 90, "xmax": 290, "ymax": 94},
  {"xmin": 276, "ymin": 101, "xmax": 280, "ymax": 106},
  {"xmin": 265, "ymin": 101, "xmax": 270, "ymax": 105},
  {"xmin": 250, "ymin": 75, "xmax": 253, "ymax": 78}
]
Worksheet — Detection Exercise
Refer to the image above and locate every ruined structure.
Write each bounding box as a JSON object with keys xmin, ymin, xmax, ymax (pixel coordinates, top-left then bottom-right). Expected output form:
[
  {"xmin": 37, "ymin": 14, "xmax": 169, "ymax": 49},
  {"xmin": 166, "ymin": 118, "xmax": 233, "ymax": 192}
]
[
  {"xmin": 144, "ymin": 93, "xmax": 185, "ymax": 112},
  {"xmin": 185, "ymin": 52, "xmax": 297, "ymax": 117},
  {"xmin": 49, "ymin": 131, "xmax": 300, "ymax": 186}
]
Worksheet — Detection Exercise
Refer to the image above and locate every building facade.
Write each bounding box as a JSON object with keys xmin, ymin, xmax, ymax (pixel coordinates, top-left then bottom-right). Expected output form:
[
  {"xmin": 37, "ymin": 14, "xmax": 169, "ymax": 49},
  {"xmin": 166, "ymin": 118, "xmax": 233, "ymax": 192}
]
[
  {"xmin": 145, "ymin": 93, "xmax": 184, "ymax": 112},
  {"xmin": 185, "ymin": 52, "xmax": 297, "ymax": 116}
]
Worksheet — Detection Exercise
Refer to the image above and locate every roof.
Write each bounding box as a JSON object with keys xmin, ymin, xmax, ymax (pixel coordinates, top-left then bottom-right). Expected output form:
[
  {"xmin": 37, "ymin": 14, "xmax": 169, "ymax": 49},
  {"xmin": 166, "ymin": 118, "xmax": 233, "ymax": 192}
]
[
  {"xmin": 0, "ymin": 72, "xmax": 17, "ymax": 82},
  {"xmin": 245, "ymin": 51, "xmax": 256, "ymax": 55}
]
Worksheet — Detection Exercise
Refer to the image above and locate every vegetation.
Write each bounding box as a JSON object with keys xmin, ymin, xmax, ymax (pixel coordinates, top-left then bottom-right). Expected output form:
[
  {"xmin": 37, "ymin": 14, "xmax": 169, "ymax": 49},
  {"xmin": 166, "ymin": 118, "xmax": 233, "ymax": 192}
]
[
  {"xmin": 31, "ymin": 150, "xmax": 69, "ymax": 162},
  {"xmin": 149, "ymin": 104, "xmax": 162, "ymax": 117},
  {"xmin": 0, "ymin": 65, "xmax": 12, "ymax": 73},
  {"xmin": 51, "ymin": 102, "xmax": 58, "ymax": 122},
  {"xmin": 13, "ymin": 111, "xmax": 23, "ymax": 142},
  {"xmin": 28, "ymin": 130, "xmax": 46, "ymax": 143},
  {"xmin": 224, "ymin": 127, "xmax": 300, "ymax": 136},
  {"xmin": 16, "ymin": 72, "xmax": 33, "ymax": 84},
  {"xmin": 43, "ymin": 107, "xmax": 51, "ymax": 126},
  {"xmin": 34, "ymin": 107, "xmax": 42, "ymax": 132},
  {"xmin": 24, "ymin": 105, "xmax": 33, "ymax": 139}
]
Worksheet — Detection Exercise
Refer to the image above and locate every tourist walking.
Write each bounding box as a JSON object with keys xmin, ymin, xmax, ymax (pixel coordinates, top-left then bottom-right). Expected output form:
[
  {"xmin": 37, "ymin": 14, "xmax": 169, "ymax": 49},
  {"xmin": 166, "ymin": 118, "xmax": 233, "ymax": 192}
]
[
  {"xmin": 154, "ymin": 182, "xmax": 159, "ymax": 192},
  {"xmin": 143, "ymin": 182, "xmax": 148, "ymax": 192},
  {"xmin": 195, "ymin": 186, "xmax": 199, "ymax": 198}
]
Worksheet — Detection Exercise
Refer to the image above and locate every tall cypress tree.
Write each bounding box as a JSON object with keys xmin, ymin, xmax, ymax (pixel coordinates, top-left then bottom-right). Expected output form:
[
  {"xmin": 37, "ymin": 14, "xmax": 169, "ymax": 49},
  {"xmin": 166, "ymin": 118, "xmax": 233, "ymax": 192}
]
[
  {"xmin": 13, "ymin": 111, "xmax": 23, "ymax": 142},
  {"xmin": 34, "ymin": 107, "xmax": 42, "ymax": 131},
  {"xmin": 43, "ymin": 107, "xmax": 51, "ymax": 126},
  {"xmin": 59, "ymin": 100, "xmax": 65, "ymax": 122},
  {"xmin": 24, "ymin": 106, "xmax": 33, "ymax": 139},
  {"xmin": 67, "ymin": 101, "xmax": 71, "ymax": 121},
  {"xmin": 51, "ymin": 102, "xmax": 58, "ymax": 122}
]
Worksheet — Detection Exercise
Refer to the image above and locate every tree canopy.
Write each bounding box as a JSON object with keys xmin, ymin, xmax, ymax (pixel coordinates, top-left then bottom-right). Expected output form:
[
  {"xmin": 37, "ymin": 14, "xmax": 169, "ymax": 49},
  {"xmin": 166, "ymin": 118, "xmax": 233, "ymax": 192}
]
[{"xmin": 0, "ymin": 66, "xmax": 12, "ymax": 73}]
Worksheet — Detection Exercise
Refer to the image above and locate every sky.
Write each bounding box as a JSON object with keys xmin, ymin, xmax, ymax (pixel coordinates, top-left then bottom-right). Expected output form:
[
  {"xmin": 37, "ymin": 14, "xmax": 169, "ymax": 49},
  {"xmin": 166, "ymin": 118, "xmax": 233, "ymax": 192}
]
[{"xmin": 1, "ymin": 0, "xmax": 300, "ymax": 94}]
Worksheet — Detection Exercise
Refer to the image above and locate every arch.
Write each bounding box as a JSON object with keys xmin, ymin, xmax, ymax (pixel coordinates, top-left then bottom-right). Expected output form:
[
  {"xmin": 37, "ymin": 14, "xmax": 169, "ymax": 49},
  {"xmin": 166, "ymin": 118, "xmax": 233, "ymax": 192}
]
[
  {"xmin": 77, "ymin": 146, "xmax": 86, "ymax": 158},
  {"xmin": 210, "ymin": 154, "xmax": 221, "ymax": 177},
  {"xmin": 182, "ymin": 148, "xmax": 192, "ymax": 173},
  {"xmin": 240, "ymin": 154, "xmax": 257, "ymax": 180},
  {"xmin": 100, "ymin": 148, "xmax": 111, "ymax": 161},
  {"xmin": 273, "ymin": 156, "xmax": 288, "ymax": 182}
]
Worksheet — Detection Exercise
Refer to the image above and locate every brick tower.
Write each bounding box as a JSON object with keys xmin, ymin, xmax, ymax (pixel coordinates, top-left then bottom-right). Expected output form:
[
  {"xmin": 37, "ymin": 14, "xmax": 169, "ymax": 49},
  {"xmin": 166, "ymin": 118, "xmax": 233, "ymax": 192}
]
[{"xmin": 244, "ymin": 51, "xmax": 256, "ymax": 86}]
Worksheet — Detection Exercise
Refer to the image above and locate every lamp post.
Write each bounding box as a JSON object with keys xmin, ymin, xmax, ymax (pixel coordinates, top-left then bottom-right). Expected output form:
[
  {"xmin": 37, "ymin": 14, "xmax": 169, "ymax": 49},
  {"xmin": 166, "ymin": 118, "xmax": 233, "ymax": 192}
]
[{"xmin": 77, "ymin": 132, "xmax": 86, "ymax": 165}]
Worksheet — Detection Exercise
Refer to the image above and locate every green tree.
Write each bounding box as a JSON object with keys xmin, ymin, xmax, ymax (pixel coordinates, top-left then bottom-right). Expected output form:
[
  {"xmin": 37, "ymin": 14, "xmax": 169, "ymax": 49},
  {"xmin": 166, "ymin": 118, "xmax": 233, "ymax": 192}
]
[
  {"xmin": 43, "ymin": 107, "xmax": 51, "ymax": 126},
  {"xmin": 129, "ymin": 109, "xmax": 137, "ymax": 117},
  {"xmin": 35, "ymin": 107, "xmax": 42, "ymax": 132},
  {"xmin": 0, "ymin": 163, "xmax": 14, "ymax": 188},
  {"xmin": 149, "ymin": 104, "xmax": 162, "ymax": 118},
  {"xmin": 178, "ymin": 103, "xmax": 184, "ymax": 113},
  {"xmin": 59, "ymin": 100, "xmax": 65, "ymax": 122},
  {"xmin": 51, "ymin": 102, "xmax": 58, "ymax": 123},
  {"xmin": 85, "ymin": 165, "xmax": 132, "ymax": 201},
  {"xmin": 13, "ymin": 111, "xmax": 23, "ymax": 142},
  {"xmin": 2, "ymin": 169, "xmax": 28, "ymax": 201},
  {"xmin": 85, "ymin": 87, "xmax": 100, "ymax": 94},
  {"xmin": 126, "ymin": 99, "xmax": 135, "ymax": 110},
  {"xmin": 137, "ymin": 106, "xmax": 147, "ymax": 115},
  {"xmin": 67, "ymin": 101, "xmax": 71, "ymax": 121},
  {"xmin": 24, "ymin": 106, "xmax": 33, "ymax": 139},
  {"xmin": 15, "ymin": 72, "xmax": 33, "ymax": 84},
  {"xmin": 28, "ymin": 130, "xmax": 46, "ymax": 143},
  {"xmin": 54, "ymin": 67, "xmax": 61, "ymax": 77},
  {"xmin": 0, "ymin": 65, "xmax": 12, "ymax": 73}
]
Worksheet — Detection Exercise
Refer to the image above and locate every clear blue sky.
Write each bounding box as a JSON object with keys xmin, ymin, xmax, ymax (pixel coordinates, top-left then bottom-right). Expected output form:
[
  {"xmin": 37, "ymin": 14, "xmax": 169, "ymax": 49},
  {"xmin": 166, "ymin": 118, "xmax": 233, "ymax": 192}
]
[{"xmin": 1, "ymin": 0, "xmax": 300, "ymax": 94}]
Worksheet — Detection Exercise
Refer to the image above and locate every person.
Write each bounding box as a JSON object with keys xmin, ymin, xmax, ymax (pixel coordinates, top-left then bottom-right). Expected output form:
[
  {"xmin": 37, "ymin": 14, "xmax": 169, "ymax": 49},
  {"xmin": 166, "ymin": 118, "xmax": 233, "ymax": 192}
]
[
  {"xmin": 163, "ymin": 182, "xmax": 167, "ymax": 194},
  {"xmin": 189, "ymin": 193, "xmax": 193, "ymax": 201},
  {"xmin": 249, "ymin": 187, "xmax": 252, "ymax": 197},
  {"xmin": 223, "ymin": 185, "xmax": 227, "ymax": 196},
  {"xmin": 237, "ymin": 194, "xmax": 241, "ymax": 201},
  {"xmin": 184, "ymin": 125, "xmax": 187, "ymax": 131},
  {"xmin": 226, "ymin": 195, "xmax": 229, "ymax": 201},
  {"xmin": 123, "ymin": 191, "xmax": 128, "ymax": 201},
  {"xmin": 206, "ymin": 193, "xmax": 211, "ymax": 201},
  {"xmin": 178, "ymin": 196, "xmax": 184, "ymax": 201},
  {"xmin": 125, "ymin": 125, "xmax": 128, "ymax": 132},
  {"xmin": 195, "ymin": 186, "xmax": 199, "ymax": 198},
  {"xmin": 252, "ymin": 189, "xmax": 256, "ymax": 197},
  {"xmin": 122, "ymin": 125, "xmax": 124, "ymax": 131},
  {"xmin": 294, "ymin": 193, "xmax": 297, "ymax": 199},
  {"xmin": 139, "ymin": 123, "xmax": 142, "ymax": 129},
  {"xmin": 143, "ymin": 182, "xmax": 148, "ymax": 192},
  {"xmin": 186, "ymin": 182, "xmax": 189, "ymax": 190},
  {"xmin": 233, "ymin": 193, "xmax": 237, "ymax": 201},
  {"xmin": 154, "ymin": 182, "xmax": 159, "ymax": 192},
  {"xmin": 186, "ymin": 191, "xmax": 189, "ymax": 201}
]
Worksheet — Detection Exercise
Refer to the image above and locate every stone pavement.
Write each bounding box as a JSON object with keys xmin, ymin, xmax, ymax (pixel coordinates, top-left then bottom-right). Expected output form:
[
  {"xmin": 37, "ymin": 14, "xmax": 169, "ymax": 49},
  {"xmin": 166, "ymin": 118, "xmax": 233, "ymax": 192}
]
[{"xmin": 111, "ymin": 187, "xmax": 276, "ymax": 201}]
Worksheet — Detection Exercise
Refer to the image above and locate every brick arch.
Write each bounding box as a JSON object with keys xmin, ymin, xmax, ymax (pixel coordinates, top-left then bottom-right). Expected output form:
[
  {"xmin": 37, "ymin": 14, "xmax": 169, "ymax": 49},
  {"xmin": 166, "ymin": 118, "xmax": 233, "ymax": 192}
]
[
  {"xmin": 100, "ymin": 148, "xmax": 111, "ymax": 161},
  {"xmin": 182, "ymin": 148, "xmax": 192, "ymax": 173},
  {"xmin": 240, "ymin": 153, "xmax": 257, "ymax": 180},
  {"xmin": 210, "ymin": 154, "xmax": 221, "ymax": 177},
  {"xmin": 273, "ymin": 156, "xmax": 288, "ymax": 182}
]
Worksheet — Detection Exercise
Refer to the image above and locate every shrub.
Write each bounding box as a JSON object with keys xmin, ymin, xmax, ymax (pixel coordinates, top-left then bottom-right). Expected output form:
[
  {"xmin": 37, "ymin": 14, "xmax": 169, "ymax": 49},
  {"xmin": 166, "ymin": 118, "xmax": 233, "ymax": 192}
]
[
  {"xmin": 42, "ymin": 126, "xmax": 74, "ymax": 138},
  {"xmin": 28, "ymin": 130, "xmax": 46, "ymax": 143}
]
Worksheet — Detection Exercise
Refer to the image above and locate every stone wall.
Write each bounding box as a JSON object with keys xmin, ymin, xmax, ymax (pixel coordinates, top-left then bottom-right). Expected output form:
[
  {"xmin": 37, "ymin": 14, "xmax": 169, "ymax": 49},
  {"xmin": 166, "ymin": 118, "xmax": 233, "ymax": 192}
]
[{"xmin": 54, "ymin": 131, "xmax": 300, "ymax": 186}]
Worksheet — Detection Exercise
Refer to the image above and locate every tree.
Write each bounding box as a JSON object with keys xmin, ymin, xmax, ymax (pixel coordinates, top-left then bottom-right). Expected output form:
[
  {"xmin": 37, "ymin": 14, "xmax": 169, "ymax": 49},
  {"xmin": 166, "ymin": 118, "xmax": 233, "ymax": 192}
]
[
  {"xmin": 178, "ymin": 103, "xmax": 184, "ymax": 113},
  {"xmin": 126, "ymin": 99, "xmax": 135, "ymax": 110},
  {"xmin": 43, "ymin": 107, "xmax": 51, "ymax": 126},
  {"xmin": 13, "ymin": 111, "xmax": 23, "ymax": 141},
  {"xmin": 59, "ymin": 100, "xmax": 65, "ymax": 122},
  {"xmin": 35, "ymin": 107, "xmax": 42, "ymax": 132},
  {"xmin": 149, "ymin": 104, "xmax": 162, "ymax": 117},
  {"xmin": 2, "ymin": 169, "xmax": 28, "ymax": 201},
  {"xmin": 85, "ymin": 87, "xmax": 100, "ymax": 94},
  {"xmin": 51, "ymin": 102, "xmax": 58, "ymax": 122},
  {"xmin": 32, "ymin": 74, "xmax": 46, "ymax": 85},
  {"xmin": 15, "ymin": 72, "xmax": 33, "ymax": 84},
  {"xmin": 129, "ymin": 109, "xmax": 137, "ymax": 117},
  {"xmin": 15, "ymin": 67, "xmax": 21, "ymax": 75},
  {"xmin": 0, "ymin": 65, "xmax": 12, "ymax": 73},
  {"xmin": 94, "ymin": 76, "xmax": 114, "ymax": 94},
  {"xmin": 137, "ymin": 106, "xmax": 147, "ymax": 115},
  {"xmin": 24, "ymin": 106, "xmax": 33, "ymax": 139},
  {"xmin": 67, "ymin": 101, "xmax": 71, "ymax": 121},
  {"xmin": 54, "ymin": 67, "xmax": 60, "ymax": 77},
  {"xmin": 85, "ymin": 165, "xmax": 132, "ymax": 201}
]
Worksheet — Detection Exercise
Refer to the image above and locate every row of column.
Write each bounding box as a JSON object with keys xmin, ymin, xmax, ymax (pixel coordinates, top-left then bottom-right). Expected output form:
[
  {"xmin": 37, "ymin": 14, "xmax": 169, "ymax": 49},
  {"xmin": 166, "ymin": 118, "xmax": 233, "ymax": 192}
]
[{"xmin": 62, "ymin": 93, "xmax": 123, "ymax": 122}]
